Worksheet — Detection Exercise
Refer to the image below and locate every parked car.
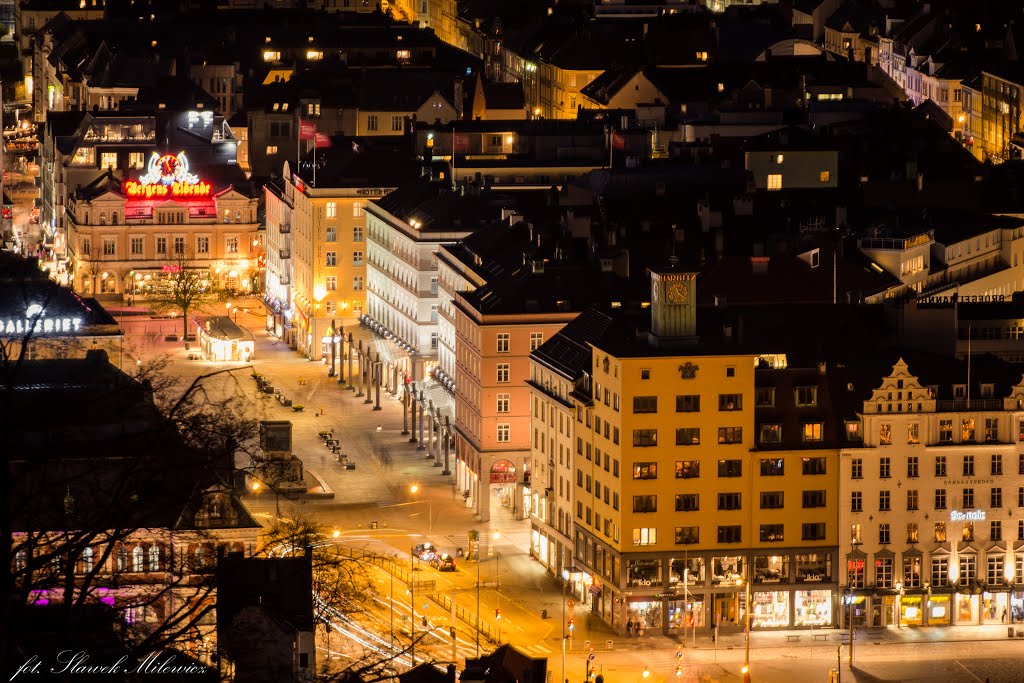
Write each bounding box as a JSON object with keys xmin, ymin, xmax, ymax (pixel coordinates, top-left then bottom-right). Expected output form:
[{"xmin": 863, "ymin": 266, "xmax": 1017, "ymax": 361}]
[
  {"xmin": 411, "ymin": 542, "xmax": 437, "ymax": 561},
  {"xmin": 430, "ymin": 553, "xmax": 457, "ymax": 572}
]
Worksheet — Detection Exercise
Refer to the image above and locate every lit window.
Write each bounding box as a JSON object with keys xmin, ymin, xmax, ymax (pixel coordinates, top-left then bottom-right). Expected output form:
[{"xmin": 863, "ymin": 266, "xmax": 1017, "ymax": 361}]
[
  {"xmin": 263, "ymin": 50, "xmax": 281, "ymax": 62},
  {"xmin": 396, "ymin": 49, "xmax": 411, "ymax": 60},
  {"xmin": 767, "ymin": 174, "xmax": 783, "ymax": 191},
  {"xmin": 266, "ymin": 145, "xmax": 278, "ymax": 155},
  {"xmin": 819, "ymin": 171, "xmax": 830, "ymax": 182},
  {"xmin": 100, "ymin": 152, "xmax": 117, "ymax": 168},
  {"xmin": 306, "ymin": 50, "xmax": 323, "ymax": 61},
  {"xmin": 326, "ymin": 202, "xmax": 337, "ymax": 218}
]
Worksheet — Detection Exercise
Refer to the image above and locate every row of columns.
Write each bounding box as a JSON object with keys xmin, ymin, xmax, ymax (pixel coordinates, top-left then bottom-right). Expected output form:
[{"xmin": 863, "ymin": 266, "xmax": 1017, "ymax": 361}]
[{"xmin": 328, "ymin": 320, "xmax": 454, "ymax": 477}]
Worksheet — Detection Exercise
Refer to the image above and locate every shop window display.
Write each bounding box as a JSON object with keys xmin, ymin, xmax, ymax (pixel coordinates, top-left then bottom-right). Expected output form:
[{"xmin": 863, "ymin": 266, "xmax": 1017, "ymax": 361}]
[
  {"xmin": 754, "ymin": 555, "xmax": 789, "ymax": 583},
  {"xmin": 929, "ymin": 595, "xmax": 951, "ymax": 625},
  {"xmin": 794, "ymin": 590, "xmax": 832, "ymax": 626},
  {"xmin": 711, "ymin": 556, "xmax": 745, "ymax": 585},
  {"xmin": 981, "ymin": 592, "xmax": 1008, "ymax": 624},
  {"xmin": 795, "ymin": 554, "xmax": 831, "ymax": 583},
  {"xmin": 668, "ymin": 597, "xmax": 705, "ymax": 632},
  {"xmin": 627, "ymin": 601, "xmax": 661, "ymax": 634},
  {"xmin": 669, "ymin": 557, "xmax": 704, "ymax": 586},
  {"xmin": 751, "ymin": 590, "xmax": 790, "ymax": 628},
  {"xmin": 627, "ymin": 558, "xmax": 661, "ymax": 588},
  {"xmin": 901, "ymin": 596, "xmax": 923, "ymax": 625}
]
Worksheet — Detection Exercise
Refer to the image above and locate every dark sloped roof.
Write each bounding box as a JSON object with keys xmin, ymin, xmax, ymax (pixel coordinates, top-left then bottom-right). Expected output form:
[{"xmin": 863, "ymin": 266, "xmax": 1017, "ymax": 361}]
[{"xmin": 532, "ymin": 307, "xmax": 613, "ymax": 379}]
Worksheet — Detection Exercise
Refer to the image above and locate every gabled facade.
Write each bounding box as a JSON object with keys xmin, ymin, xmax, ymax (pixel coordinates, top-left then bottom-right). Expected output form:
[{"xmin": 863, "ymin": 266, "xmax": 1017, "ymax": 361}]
[{"xmin": 840, "ymin": 358, "xmax": 1024, "ymax": 628}]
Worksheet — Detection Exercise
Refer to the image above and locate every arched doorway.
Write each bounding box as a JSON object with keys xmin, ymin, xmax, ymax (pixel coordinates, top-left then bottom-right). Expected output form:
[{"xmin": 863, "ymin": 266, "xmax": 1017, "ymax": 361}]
[{"xmin": 489, "ymin": 459, "xmax": 517, "ymax": 519}]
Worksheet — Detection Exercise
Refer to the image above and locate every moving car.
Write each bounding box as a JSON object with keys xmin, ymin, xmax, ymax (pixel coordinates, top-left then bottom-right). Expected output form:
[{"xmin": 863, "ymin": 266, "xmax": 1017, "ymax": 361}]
[
  {"xmin": 430, "ymin": 553, "xmax": 457, "ymax": 572},
  {"xmin": 411, "ymin": 542, "xmax": 437, "ymax": 561}
]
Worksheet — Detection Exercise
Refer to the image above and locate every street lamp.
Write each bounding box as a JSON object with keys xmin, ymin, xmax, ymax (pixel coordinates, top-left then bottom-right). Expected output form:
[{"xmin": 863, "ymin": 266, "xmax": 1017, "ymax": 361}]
[
  {"xmin": 410, "ymin": 485, "xmax": 432, "ymax": 534},
  {"xmin": 737, "ymin": 578, "xmax": 751, "ymax": 683}
]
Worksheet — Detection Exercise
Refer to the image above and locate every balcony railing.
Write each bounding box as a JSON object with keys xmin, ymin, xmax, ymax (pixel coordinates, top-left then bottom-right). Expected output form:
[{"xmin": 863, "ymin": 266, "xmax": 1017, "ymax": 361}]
[{"xmin": 935, "ymin": 399, "xmax": 1004, "ymax": 411}]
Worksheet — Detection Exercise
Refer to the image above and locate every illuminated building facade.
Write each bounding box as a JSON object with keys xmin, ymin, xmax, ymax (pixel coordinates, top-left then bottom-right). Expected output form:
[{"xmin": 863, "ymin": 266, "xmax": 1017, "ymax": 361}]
[
  {"xmin": 66, "ymin": 150, "xmax": 261, "ymax": 298},
  {"xmin": 840, "ymin": 357, "xmax": 1024, "ymax": 627},
  {"xmin": 40, "ymin": 109, "xmax": 241, "ymax": 281}
]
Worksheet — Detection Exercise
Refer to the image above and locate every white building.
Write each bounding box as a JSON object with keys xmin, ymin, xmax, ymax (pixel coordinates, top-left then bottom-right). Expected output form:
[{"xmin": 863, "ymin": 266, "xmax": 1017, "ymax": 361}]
[
  {"xmin": 840, "ymin": 357, "xmax": 1024, "ymax": 628},
  {"xmin": 363, "ymin": 181, "xmax": 504, "ymax": 381}
]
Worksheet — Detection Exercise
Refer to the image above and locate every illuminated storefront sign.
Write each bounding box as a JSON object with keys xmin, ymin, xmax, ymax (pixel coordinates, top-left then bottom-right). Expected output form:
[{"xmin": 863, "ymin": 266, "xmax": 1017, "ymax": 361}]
[
  {"xmin": 125, "ymin": 152, "xmax": 212, "ymax": 200},
  {"xmin": 1, "ymin": 304, "xmax": 81, "ymax": 335},
  {"xmin": 950, "ymin": 509, "xmax": 986, "ymax": 522}
]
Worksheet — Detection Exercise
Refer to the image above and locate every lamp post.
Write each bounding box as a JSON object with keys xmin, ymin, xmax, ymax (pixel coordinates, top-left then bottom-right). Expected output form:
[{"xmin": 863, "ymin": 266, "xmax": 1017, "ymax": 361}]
[
  {"xmin": 409, "ymin": 484, "xmax": 433, "ymax": 534},
  {"xmin": 355, "ymin": 341, "xmax": 365, "ymax": 397},
  {"xmin": 442, "ymin": 416, "xmax": 452, "ymax": 475},
  {"xmin": 737, "ymin": 578, "xmax": 751, "ymax": 683},
  {"xmin": 364, "ymin": 349, "xmax": 374, "ymax": 405}
]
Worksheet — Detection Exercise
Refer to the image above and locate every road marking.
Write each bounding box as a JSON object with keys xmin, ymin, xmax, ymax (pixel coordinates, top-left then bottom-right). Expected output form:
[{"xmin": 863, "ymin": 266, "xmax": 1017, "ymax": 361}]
[{"xmin": 954, "ymin": 660, "xmax": 983, "ymax": 682}]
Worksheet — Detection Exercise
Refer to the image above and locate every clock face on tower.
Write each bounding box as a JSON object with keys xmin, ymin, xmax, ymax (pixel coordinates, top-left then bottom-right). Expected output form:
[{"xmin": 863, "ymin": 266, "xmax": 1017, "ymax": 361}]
[{"xmin": 667, "ymin": 282, "xmax": 688, "ymax": 304}]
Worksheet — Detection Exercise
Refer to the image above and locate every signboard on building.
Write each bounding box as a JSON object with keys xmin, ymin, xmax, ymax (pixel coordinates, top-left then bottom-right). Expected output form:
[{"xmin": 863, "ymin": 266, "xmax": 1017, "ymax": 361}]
[
  {"xmin": 125, "ymin": 152, "xmax": 212, "ymax": 200},
  {"xmin": 0, "ymin": 304, "xmax": 82, "ymax": 335},
  {"xmin": 490, "ymin": 459, "xmax": 517, "ymax": 484}
]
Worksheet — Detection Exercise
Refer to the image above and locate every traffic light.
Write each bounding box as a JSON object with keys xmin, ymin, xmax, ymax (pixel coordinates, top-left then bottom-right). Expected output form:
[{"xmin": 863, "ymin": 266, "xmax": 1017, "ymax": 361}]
[
  {"xmin": 568, "ymin": 616, "xmax": 575, "ymax": 631},
  {"xmin": 495, "ymin": 608, "xmax": 502, "ymax": 620}
]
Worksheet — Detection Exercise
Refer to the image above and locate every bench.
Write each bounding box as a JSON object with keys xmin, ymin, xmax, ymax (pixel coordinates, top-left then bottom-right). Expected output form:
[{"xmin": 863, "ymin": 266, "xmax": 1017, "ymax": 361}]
[
  {"xmin": 813, "ymin": 634, "xmax": 829, "ymax": 642},
  {"xmin": 786, "ymin": 635, "xmax": 802, "ymax": 643}
]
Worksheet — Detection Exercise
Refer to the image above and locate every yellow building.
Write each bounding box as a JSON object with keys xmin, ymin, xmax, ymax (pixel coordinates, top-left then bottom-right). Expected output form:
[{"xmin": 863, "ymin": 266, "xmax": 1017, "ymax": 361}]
[
  {"xmin": 285, "ymin": 144, "xmax": 417, "ymax": 359},
  {"xmin": 570, "ymin": 269, "xmax": 839, "ymax": 635}
]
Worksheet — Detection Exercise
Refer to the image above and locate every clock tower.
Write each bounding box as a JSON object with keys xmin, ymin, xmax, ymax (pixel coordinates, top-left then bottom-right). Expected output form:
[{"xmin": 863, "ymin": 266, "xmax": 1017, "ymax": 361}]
[{"xmin": 649, "ymin": 267, "xmax": 699, "ymax": 345}]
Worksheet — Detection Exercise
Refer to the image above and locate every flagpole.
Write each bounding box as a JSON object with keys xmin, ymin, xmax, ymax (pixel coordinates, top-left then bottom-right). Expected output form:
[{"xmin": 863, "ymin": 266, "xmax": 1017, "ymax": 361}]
[{"xmin": 296, "ymin": 116, "xmax": 301, "ymax": 177}]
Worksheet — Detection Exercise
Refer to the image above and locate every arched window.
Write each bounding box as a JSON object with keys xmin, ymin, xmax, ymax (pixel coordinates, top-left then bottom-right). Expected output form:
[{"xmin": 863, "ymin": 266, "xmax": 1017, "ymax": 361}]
[
  {"xmin": 132, "ymin": 546, "xmax": 144, "ymax": 572},
  {"xmin": 99, "ymin": 211, "xmax": 107, "ymax": 225},
  {"xmin": 116, "ymin": 546, "xmax": 128, "ymax": 572},
  {"xmin": 80, "ymin": 547, "xmax": 93, "ymax": 574},
  {"xmin": 148, "ymin": 545, "xmax": 160, "ymax": 571},
  {"xmin": 111, "ymin": 211, "xmax": 119, "ymax": 225},
  {"xmin": 193, "ymin": 545, "xmax": 207, "ymax": 569}
]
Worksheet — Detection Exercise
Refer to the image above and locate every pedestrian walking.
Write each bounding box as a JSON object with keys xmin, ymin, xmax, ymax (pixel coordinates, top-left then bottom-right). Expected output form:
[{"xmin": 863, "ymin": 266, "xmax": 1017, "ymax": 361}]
[
  {"xmin": 626, "ymin": 618, "xmax": 634, "ymax": 637},
  {"xmin": 638, "ymin": 618, "xmax": 646, "ymax": 638}
]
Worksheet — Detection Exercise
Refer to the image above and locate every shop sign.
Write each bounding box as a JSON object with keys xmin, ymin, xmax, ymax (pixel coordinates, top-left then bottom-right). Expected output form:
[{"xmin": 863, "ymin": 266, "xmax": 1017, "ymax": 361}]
[
  {"xmin": 950, "ymin": 509, "xmax": 986, "ymax": 522},
  {"xmin": 1, "ymin": 304, "xmax": 81, "ymax": 335},
  {"xmin": 125, "ymin": 152, "xmax": 212, "ymax": 200}
]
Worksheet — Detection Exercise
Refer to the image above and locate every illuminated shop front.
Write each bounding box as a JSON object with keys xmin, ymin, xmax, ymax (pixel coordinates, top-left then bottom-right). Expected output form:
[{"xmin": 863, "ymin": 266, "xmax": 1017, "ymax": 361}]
[
  {"xmin": 795, "ymin": 589, "xmax": 833, "ymax": 626},
  {"xmin": 625, "ymin": 599, "xmax": 662, "ymax": 632},
  {"xmin": 668, "ymin": 596, "xmax": 705, "ymax": 632},
  {"xmin": 928, "ymin": 594, "xmax": 952, "ymax": 625},
  {"xmin": 900, "ymin": 595, "xmax": 923, "ymax": 625},
  {"xmin": 751, "ymin": 591, "xmax": 790, "ymax": 628}
]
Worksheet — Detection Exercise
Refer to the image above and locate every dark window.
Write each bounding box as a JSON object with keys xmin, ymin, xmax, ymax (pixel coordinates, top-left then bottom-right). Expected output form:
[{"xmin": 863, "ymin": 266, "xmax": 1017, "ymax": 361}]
[
  {"xmin": 760, "ymin": 491, "xmax": 784, "ymax": 509},
  {"xmin": 718, "ymin": 526, "xmax": 742, "ymax": 543},
  {"xmin": 802, "ymin": 490, "xmax": 827, "ymax": 508},
  {"xmin": 676, "ymin": 428, "xmax": 700, "ymax": 445},
  {"xmin": 676, "ymin": 395, "xmax": 700, "ymax": 412},
  {"xmin": 632, "ymin": 429, "xmax": 657, "ymax": 447},
  {"xmin": 802, "ymin": 523, "xmax": 826, "ymax": 541},
  {"xmin": 718, "ymin": 427, "xmax": 743, "ymax": 444},
  {"xmin": 755, "ymin": 387, "xmax": 775, "ymax": 407},
  {"xmin": 675, "ymin": 527, "xmax": 699, "ymax": 544},
  {"xmin": 760, "ymin": 458, "xmax": 784, "ymax": 476},
  {"xmin": 718, "ymin": 493, "xmax": 742, "ymax": 510},
  {"xmin": 633, "ymin": 396, "xmax": 657, "ymax": 413},
  {"xmin": 632, "ymin": 495, "xmax": 657, "ymax": 513},
  {"xmin": 675, "ymin": 494, "xmax": 699, "ymax": 511},
  {"xmin": 802, "ymin": 457, "xmax": 827, "ymax": 475},
  {"xmin": 718, "ymin": 459, "xmax": 742, "ymax": 477}
]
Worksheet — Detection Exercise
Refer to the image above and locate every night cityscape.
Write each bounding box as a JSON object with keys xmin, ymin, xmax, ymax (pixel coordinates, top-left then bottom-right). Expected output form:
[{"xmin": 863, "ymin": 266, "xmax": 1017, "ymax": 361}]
[{"xmin": 3, "ymin": 0, "xmax": 1024, "ymax": 681}]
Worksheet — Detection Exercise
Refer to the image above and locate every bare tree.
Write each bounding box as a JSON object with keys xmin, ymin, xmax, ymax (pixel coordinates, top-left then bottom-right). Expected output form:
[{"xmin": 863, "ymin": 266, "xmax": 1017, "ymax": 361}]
[{"xmin": 146, "ymin": 251, "xmax": 225, "ymax": 345}]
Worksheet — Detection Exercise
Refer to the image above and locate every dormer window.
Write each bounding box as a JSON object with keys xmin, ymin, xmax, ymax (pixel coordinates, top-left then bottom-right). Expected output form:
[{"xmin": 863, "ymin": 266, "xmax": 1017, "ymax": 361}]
[
  {"xmin": 953, "ymin": 384, "xmax": 966, "ymax": 399},
  {"xmin": 980, "ymin": 383, "xmax": 994, "ymax": 398}
]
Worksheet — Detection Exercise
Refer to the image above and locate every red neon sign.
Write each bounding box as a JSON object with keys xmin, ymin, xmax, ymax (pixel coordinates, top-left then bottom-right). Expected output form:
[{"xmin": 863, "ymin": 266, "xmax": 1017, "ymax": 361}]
[{"xmin": 124, "ymin": 180, "xmax": 212, "ymax": 199}]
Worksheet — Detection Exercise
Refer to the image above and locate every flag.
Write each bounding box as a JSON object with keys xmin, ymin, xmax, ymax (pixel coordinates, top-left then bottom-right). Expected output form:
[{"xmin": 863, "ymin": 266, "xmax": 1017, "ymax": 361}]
[
  {"xmin": 313, "ymin": 132, "xmax": 332, "ymax": 148},
  {"xmin": 611, "ymin": 131, "xmax": 626, "ymax": 150},
  {"xmin": 299, "ymin": 119, "xmax": 317, "ymax": 141}
]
